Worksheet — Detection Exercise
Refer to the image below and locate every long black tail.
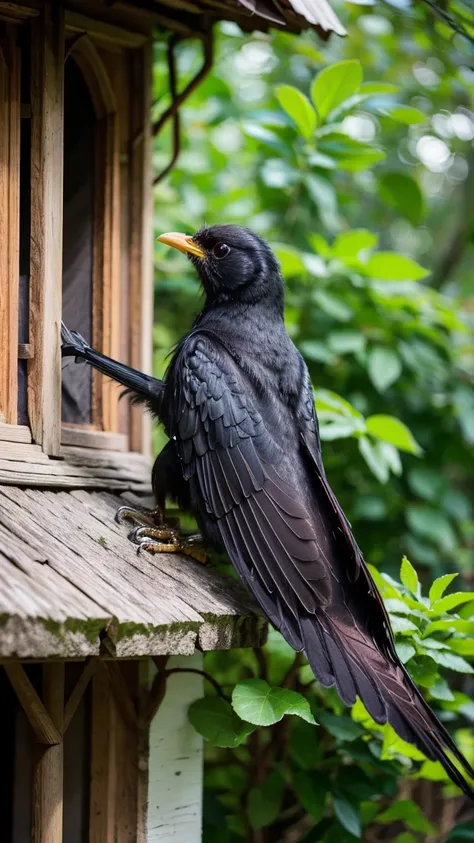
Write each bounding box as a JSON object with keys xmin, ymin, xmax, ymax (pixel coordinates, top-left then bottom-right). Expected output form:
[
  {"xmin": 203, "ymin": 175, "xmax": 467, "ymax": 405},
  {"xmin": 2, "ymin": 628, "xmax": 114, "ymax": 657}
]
[{"xmin": 61, "ymin": 322, "xmax": 164, "ymax": 406}]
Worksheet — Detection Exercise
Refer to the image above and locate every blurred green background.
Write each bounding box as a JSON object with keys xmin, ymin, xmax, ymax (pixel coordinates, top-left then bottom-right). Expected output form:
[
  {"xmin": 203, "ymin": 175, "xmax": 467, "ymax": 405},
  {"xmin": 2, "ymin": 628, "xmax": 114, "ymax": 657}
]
[{"xmin": 151, "ymin": 5, "xmax": 474, "ymax": 840}]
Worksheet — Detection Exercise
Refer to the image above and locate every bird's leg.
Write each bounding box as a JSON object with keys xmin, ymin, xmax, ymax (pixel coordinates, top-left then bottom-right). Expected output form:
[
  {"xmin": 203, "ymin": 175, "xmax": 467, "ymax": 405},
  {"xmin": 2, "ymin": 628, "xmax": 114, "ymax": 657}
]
[
  {"xmin": 128, "ymin": 525, "xmax": 208, "ymax": 566},
  {"xmin": 115, "ymin": 502, "xmax": 179, "ymax": 530}
]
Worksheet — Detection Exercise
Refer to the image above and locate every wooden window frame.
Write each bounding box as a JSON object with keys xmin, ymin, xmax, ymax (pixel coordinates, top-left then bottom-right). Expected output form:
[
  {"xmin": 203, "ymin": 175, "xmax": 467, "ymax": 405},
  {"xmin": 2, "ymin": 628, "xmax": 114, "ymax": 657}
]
[
  {"xmin": 0, "ymin": 26, "xmax": 21, "ymax": 427},
  {"xmin": 0, "ymin": 4, "xmax": 153, "ymax": 458}
]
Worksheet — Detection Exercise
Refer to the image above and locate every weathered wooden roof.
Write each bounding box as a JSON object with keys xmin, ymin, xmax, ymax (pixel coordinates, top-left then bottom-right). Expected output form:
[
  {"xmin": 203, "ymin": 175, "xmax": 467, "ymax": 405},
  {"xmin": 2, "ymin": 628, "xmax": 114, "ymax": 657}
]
[
  {"xmin": 153, "ymin": 0, "xmax": 346, "ymax": 38},
  {"xmin": 0, "ymin": 485, "xmax": 266, "ymax": 660}
]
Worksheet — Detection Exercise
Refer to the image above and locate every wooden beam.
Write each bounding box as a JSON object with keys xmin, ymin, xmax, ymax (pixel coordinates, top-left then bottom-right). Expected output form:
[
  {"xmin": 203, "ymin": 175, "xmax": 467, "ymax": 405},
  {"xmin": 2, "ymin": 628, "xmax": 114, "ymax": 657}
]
[
  {"xmin": 0, "ymin": 422, "xmax": 32, "ymax": 442},
  {"xmin": 129, "ymin": 41, "xmax": 153, "ymax": 456},
  {"xmin": 105, "ymin": 661, "xmax": 138, "ymax": 730},
  {"xmin": 33, "ymin": 663, "xmax": 65, "ymax": 843},
  {"xmin": 4, "ymin": 663, "xmax": 62, "ymax": 745},
  {"xmin": 65, "ymin": 10, "xmax": 149, "ymax": 49},
  {"xmin": 63, "ymin": 657, "xmax": 97, "ymax": 732},
  {"xmin": 90, "ymin": 664, "xmax": 115, "ymax": 843},
  {"xmin": 0, "ymin": 31, "xmax": 20, "ymax": 424},
  {"xmin": 29, "ymin": 1, "xmax": 64, "ymax": 455}
]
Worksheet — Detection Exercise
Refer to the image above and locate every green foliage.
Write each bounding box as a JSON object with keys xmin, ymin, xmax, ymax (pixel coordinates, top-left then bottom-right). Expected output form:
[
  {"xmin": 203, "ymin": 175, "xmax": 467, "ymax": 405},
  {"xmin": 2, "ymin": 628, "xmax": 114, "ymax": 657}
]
[
  {"xmin": 152, "ymin": 7, "xmax": 474, "ymax": 840},
  {"xmin": 232, "ymin": 679, "xmax": 316, "ymax": 726}
]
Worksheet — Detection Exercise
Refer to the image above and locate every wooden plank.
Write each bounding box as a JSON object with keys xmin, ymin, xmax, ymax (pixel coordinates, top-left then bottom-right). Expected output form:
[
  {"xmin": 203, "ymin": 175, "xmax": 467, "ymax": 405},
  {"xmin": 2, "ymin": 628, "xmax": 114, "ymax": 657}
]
[
  {"xmin": 90, "ymin": 664, "xmax": 115, "ymax": 843},
  {"xmin": 4, "ymin": 663, "xmax": 62, "ymax": 744},
  {"xmin": 29, "ymin": 1, "xmax": 64, "ymax": 455},
  {"xmin": 61, "ymin": 425, "xmax": 128, "ymax": 451},
  {"xmin": 65, "ymin": 10, "xmax": 149, "ymax": 48},
  {"xmin": 0, "ymin": 422, "xmax": 32, "ymax": 442},
  {"xmin": 64, "ymin": 658, "xmax": 97, "ymax": 732},
  {"xmin": 129, "ymin": 43, "xmax": 153, "ymax": 456},
  {"xmin": 105, "ymin": 661, "xmax": 138, "ymax": 730},
  {"xmin": 33, "ymin": 663, "xmax": 65, "ymax": 843},
  {"xmin": 0, "ymin": 441, "xmax": 50, "ymax": 461},
  {"xmin": 147, "ymin": 654, "xmax": 203, "ymax": 843},
  {"xmin": 0, "ymin": 2, "xmax": 40, "ymax": 21},
  {"xmin": 0, "ymin": 31, "xmax": 20, "ymax": 425}
]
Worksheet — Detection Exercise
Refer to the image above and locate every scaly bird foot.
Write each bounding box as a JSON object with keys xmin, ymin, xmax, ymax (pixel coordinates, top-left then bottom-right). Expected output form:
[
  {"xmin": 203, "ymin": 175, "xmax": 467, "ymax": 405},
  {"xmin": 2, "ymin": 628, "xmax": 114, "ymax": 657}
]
[
  {"xmin": 115, "ymin": 503, "xmax": 179, "ymax": 529},
  {"xmin": 128, "ymin": 526, "xmax": 208, "ymax": 566}
]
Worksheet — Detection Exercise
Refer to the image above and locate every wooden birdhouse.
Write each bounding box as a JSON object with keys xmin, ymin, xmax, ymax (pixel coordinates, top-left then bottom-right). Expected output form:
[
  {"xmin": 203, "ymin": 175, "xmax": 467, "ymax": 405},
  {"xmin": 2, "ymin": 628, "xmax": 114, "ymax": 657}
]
[{"xmin": 0, "ymin": 2, "xmax": 343, "ymax": 841}]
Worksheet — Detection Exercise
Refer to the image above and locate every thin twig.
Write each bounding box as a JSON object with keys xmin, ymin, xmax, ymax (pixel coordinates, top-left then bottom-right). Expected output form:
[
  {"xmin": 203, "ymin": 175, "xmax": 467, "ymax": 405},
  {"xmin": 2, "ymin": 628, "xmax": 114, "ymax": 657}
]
[{"xmin": 164, "ymin": 667, "xmax": 230, "ymax": 701}]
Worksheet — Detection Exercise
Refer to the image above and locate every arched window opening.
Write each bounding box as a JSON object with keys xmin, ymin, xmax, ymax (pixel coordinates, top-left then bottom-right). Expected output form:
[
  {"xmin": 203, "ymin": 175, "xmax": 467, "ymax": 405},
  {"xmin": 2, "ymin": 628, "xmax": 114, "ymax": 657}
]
[{"xmin": 61, "ymin": 57, "xmax": 95, "ymax": 425}]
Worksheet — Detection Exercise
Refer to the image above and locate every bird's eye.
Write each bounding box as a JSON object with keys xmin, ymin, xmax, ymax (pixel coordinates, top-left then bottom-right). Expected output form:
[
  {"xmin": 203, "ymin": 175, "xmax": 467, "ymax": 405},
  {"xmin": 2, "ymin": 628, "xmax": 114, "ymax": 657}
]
[{"xmin": 212, "ymin": 242, "xmax": 230, "ymax": 259}]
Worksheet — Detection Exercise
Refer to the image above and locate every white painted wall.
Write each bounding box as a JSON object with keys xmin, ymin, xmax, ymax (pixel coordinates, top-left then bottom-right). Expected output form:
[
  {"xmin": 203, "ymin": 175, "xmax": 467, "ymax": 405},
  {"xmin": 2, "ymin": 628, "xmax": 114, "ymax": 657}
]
[{"xmin": 147, "ymin": 653, "xmax": 204, "ymax": 842}]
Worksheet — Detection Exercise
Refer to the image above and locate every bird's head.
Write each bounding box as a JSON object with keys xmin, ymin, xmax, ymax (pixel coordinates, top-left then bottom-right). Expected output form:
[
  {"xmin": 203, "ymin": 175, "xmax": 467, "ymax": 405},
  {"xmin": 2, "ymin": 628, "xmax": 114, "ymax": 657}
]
[{"xmin": 157, "ymin": 224, "xmax": 283, "ymax": 310}]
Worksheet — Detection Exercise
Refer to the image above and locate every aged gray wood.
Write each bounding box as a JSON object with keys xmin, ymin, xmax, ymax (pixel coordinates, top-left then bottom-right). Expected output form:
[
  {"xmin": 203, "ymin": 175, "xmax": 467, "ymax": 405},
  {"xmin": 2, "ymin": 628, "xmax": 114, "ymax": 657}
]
[{"xmin": 0, "ymin": 485, "xmax": 266, "ymax": 658}]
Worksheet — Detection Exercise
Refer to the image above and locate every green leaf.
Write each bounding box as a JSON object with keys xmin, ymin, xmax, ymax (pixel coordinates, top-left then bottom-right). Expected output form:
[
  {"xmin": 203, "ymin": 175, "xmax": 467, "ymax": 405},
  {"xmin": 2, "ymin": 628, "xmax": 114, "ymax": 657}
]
[
  {"xmin": 313, "ymin": 289, "xmax": 353, "ymax": 321},
  {"xmin": 431, "ymin": 591, "xmax": 474, "ymax": 614},
  {"xmin": 299, "ymin": 340, "xmax": 333, "ymax": 363},
  {"xmin": 378, "ymin": 172, "xmax": 425, "ymax": 226},
  {"xmin": 390, "ymin": 615, "xmax": 418, "ymax": 633},
  {"xmin": 429, "ymin": 574, "xmax": 459, "ymax": 605},
  {"xmin": 363, "ymin": 252, "xmax": 429, "ymax": 281},
  {"xmin": 272, "ymin": 243, "xmax": 305, "ymax": 276},
  {"xmin": 378, "ymin": 800, "xmax": 434, "ymax": 833},
  {"xmin": 360, "ymin": 81, "xmax": 399, "ymax": 94},
  {"xmin": 328, "ymin": 331, "xmax": 366, "ymax": 355},
  {"xmin": 318, "ymin": 711, "xmax": 364, "ymax": 742},
  {"xmin": 275, "ymin": 85, "xmax": 317, "ymax": 140},
  {"xmin": 318, "ymin": 133, "xmax": 386, "ymax": 171},
  {"xmin": 366, "ymin": 415, "xmax": 421, "ymax": 454},
  {"xmin": 400, "ymin": 556, "xmax": 419, "ymax": 596},
  {"xmin": 247, "ymin": 774, "xmax": 285, "ymax": 830},
  {"xmin": 332, "ymin": 229, "xmax": 378, "ymax": 259},
  {"xmin": 188, "ymin": 697, "xmax": 255, "ymax": 747},
  {"xmin": 293, "ymin": 772, "xmax": 326, "ymax": 822},
  {"xmin": 406, "ymin": 506, "xmax": 457, "ymax": 551},
  {"xmin": 367, "ymin": 347, "xmax": 402, "ymax": 392},
  {"xmin": 396, "ymin": 642, "xmax": 416, "ymax": 663},
  {"xmin": 311, "ymin": 60, "xmax": 363, "ymax": 122},
  {"xmin": 381, "ymin": 725, "xmax": 426, "ymax": 761},
  {"xmin": 385, "ymin": 105, "xmax": 426, "ymax": 124},
  {"xmin": 429, "ymin": 651, "xmax": 474, "ymax": 673},
  {"xmin": 429, "ymin": 678, "xmax": 455, "ymax": 701},
  {"xmin": 333, "ymin": 795, "xmax": 361, "ymax": 838},
  {"xmin": 232, "ymin": 679, "xmax": 316, "ymax": 727},
  {"xmin": 359, "ymin": 436, "xmax": 389, "ymax": 484}
]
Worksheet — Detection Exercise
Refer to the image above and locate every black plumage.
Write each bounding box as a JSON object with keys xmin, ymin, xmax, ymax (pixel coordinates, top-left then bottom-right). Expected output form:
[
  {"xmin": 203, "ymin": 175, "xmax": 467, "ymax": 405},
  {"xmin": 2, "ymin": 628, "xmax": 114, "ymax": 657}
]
[{"xmin": 62, "ymin": 224, "xmax": 474, "ymax": 797}]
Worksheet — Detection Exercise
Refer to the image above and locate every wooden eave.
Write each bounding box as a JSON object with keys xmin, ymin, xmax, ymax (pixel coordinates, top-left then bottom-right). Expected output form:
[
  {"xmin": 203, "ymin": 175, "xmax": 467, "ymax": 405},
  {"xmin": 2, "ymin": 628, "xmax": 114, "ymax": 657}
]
[{"xmin": 0, "ymin": 485, "xmax": 266, "ymax": 660}]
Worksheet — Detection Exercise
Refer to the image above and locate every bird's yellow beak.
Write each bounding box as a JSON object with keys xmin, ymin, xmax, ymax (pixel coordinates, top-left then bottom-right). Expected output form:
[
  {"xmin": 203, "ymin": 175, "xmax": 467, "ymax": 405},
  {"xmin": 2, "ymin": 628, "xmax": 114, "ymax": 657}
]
[{"xmin": 156, "ymin": 231, "xmax": 205, "ymax": 258}]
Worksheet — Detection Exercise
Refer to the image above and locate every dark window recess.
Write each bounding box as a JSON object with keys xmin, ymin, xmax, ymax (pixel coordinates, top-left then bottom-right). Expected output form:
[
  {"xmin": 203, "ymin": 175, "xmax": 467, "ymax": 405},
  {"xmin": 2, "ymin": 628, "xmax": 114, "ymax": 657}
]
[
  {"xmin": 1, "ymin": 665, "xmax": 36, "ymax": 843},
  {"xmin": 63, "ymin": 676, "xmax": 91, "ymax": 843},
  {"xmin": 18, "ymin": 35, "xmax": 31, "ymax": 427},
  {"xmin": 61, "ymin": 58, "xmax": 95, "ymax": 425}
]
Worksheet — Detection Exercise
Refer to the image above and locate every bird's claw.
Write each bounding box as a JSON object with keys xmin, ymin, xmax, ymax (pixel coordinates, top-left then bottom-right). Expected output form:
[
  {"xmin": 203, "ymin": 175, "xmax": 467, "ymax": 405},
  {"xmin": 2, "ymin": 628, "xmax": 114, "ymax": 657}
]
[
  {"xmin": 128, "ymin": 525, "xmax": 208, "ymax": 565},
  {"xmin": 115, "ymin": 503, "xmax": 165, "ymax": 528}
]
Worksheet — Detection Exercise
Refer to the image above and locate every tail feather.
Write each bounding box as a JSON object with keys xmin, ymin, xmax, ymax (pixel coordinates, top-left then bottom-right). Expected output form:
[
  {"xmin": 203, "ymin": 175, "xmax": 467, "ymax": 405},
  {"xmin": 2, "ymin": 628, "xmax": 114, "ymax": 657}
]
[
  {"xmin": 61, "ymin": 322, "xmax": 164, "ymax": 407},
  {"xmin": 301, "ymin": 611, "xmax": 474, "ymax": 799}
]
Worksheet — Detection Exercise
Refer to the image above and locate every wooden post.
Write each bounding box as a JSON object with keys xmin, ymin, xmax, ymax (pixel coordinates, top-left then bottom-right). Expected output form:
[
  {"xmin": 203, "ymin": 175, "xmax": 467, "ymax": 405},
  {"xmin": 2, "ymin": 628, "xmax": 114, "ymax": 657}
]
[
  {"xmin": 33, "ymin": 663, "xmax": 65, "ymax": 843},
  {"xmin": 129, "ymin": 41, "xmax": 153, "ymax": 456},
  {"xmin": 29, "ymin": 1, "xmax": 64, "ymax": 455},
  {"xmin": 90, "ymin": 663, "xmax": 115, "ymax": 843},
  {"xmin": 0, "ymin": 29, "xmax": 20, "ymax": 425}
]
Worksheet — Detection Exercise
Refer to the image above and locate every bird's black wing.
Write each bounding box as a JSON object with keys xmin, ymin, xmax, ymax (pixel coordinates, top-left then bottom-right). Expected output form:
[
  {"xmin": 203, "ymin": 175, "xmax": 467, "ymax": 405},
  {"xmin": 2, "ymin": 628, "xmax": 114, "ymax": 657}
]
[{"xmin": 171, "ymin": 333, "xmax": 474, "ymax": 797}]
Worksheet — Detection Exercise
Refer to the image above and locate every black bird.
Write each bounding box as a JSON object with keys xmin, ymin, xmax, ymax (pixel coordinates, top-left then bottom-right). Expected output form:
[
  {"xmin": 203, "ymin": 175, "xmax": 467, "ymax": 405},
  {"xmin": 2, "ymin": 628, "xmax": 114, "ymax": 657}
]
[{"xmin": 62, "ymin": 224, "xmax": 474, "ymax": 797}]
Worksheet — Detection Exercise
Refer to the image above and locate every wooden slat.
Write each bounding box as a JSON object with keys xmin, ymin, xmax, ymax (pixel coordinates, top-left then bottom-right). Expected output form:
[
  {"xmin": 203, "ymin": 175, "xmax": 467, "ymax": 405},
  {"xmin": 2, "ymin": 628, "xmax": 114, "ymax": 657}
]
[
  {"xmin": 0, "ymin": 422, "xmax": 32, "ymax": 442},
  {"xmin": 0, "ymin": 441, "xmax": 50, "ymax": 461},
  {"xmin": 0, "ymin": 31, "xmax": 20, "ymax": 425},
  {"xmin": 29, "ymin": 1, "xmax": 64, "ymax": 455},
  {"xmin": 90, "ymin": 664, "xmax": 115, "ymax": 843},
  {"xmin": 65, "ymin": 9, "xmax": 149, "ymax": 48},
  {"xmin": 33, "ymin": 663, "xmax": 65, "ymax": 843},
  {"xmin": 129, "ymin": 42, "xmax": 153, "ymax": 456},
  {"xmin": 64, "ymin": 657, "xmax": 97, "ymax": 731},
  {"xmin": 105, "ymin": 661, "xmax": 138, "ymax": 730},
  {"xmin": 4, "ymin": 663, "xmax": 62, "ymax": 744},
  {"xmin": 61, "ymin": 425, "xmax": 128, "ymax": 451}
]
